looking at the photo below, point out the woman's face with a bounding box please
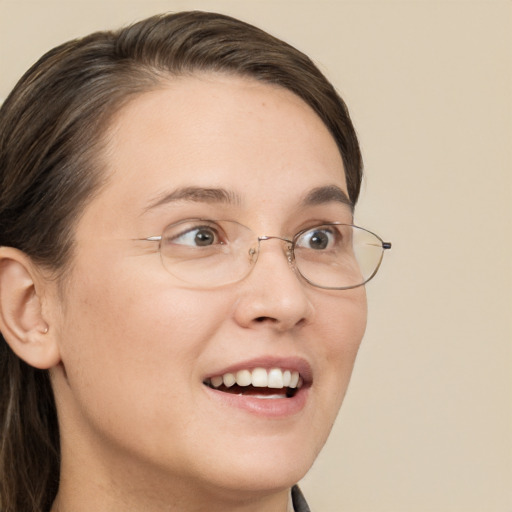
[49,74,367,500]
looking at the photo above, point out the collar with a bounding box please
[290,485,311,512]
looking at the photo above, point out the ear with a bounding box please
[0,247,61,369]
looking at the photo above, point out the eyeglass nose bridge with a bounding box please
[248,235,295,266]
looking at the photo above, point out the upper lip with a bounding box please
[203,356,313,385]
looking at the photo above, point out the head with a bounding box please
[0,11,365,511]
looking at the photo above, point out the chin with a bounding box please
[183,427,325,497]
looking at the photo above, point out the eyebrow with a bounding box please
[300,185,353,211]
[144,184,353,213]
[145,186,242,211]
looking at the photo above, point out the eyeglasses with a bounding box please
[143,219,391,290]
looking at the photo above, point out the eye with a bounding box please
[297,227,336,250]
[163,221,225,248]
[178,227,217,246]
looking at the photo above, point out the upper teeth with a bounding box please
[207,368,302,389]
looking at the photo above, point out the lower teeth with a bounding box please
[250,394,287,399]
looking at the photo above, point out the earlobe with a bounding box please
[0,247,61,369]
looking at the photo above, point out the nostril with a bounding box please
[254,316,277,323]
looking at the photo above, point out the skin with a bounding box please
[44,74,368,512]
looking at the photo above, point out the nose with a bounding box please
[232,237,314,331]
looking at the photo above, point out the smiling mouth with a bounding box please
[203,367,304,399]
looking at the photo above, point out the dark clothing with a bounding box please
[292,486,311,512]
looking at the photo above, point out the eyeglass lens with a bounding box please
[157,220,388,289]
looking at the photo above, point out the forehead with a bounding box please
[88,74,349,233]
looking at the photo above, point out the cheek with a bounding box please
[314,289,367,407]
[55,261,231,422]
[320,286,367,358]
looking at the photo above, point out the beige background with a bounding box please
[1,0,511,510]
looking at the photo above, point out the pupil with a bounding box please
[310,231,328,250]
[195,230,214,246]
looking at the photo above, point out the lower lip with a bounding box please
[204,385,309,418]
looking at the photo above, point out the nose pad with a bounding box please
[248,246,258,263]
[285,244,294,266]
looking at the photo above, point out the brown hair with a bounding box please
[0,11,363,511]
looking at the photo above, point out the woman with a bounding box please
[0,11,390,512]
